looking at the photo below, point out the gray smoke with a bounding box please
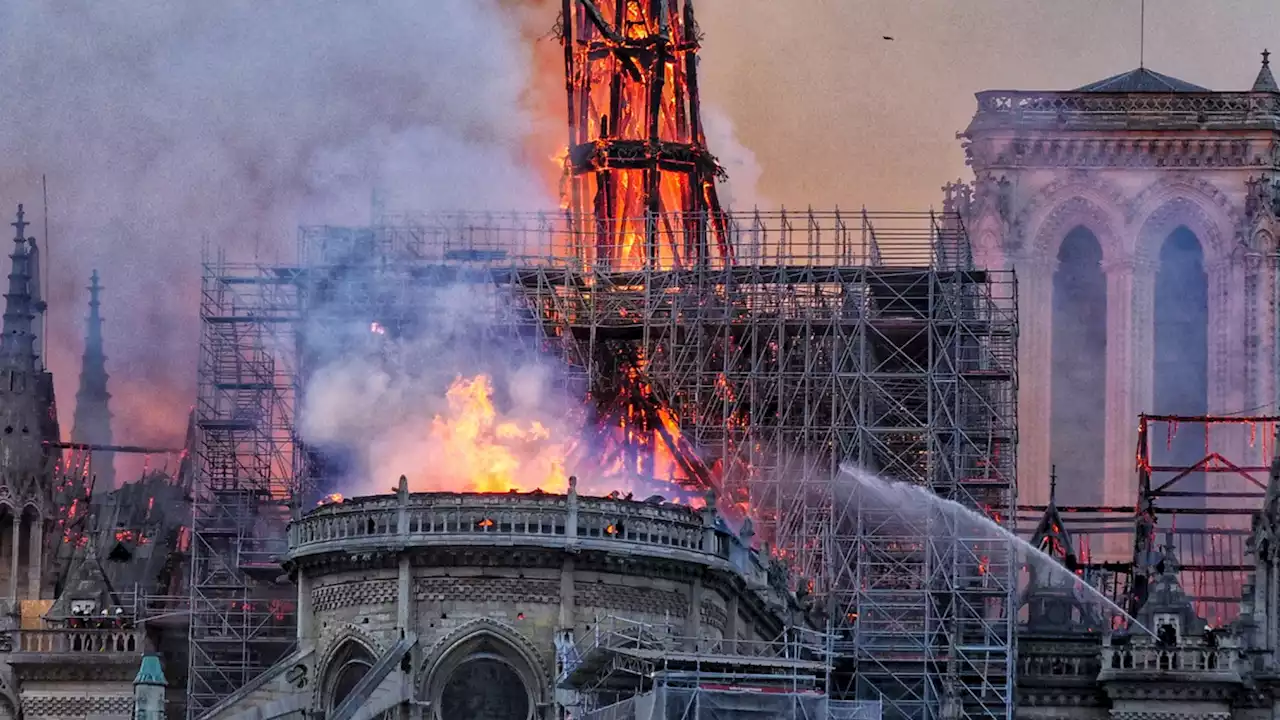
[296,279,588,498]
[0,1,558,474]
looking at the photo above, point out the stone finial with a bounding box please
[397,474,408,496]
[1254,49,1278,93]
[568,475,578,498]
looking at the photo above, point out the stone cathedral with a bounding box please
[951,54,1280,514]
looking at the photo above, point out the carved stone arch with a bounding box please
[1252,228,1276,256]
[1029,195,1121,265]
[311,624,385,711]
[1133,195,1226,268]
[1015,172,1128,252]
[416,618,549,720]
[1130,176,1238,266]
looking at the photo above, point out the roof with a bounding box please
[1074,67,1210,93]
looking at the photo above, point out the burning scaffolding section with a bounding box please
[560,0,731,270]
[1016,414,1277,630]
[297,209,1018,720]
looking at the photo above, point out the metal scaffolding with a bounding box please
[187,253,304,718]
[1015,414,1280,631]
[561,614,844,720]
[296,208,1018,720]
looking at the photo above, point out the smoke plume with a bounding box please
[0,1,562,479]
[0,1,766,490]
[297,283,573,497]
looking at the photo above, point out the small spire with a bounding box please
[1254,48,1278,93]
[73,270,114,487]
[1049,465,1058,504]
[1,204,38,370]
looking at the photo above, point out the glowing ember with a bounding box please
[317,493,344,506]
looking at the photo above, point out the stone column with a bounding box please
[8,514,19,603]
[396,475,412,634]
[1013,254,1055,506]
[1130,261,1158,437]
[684,577,703,649]
[296,572,313,649]
[1101,256,1137,511]
[1206,258,1249,534]
[723,595,740,653]
[26,515,40,600]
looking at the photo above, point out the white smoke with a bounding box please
[0,0,557,464]
[703,105,771,211]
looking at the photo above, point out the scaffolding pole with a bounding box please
[186,252,304,718]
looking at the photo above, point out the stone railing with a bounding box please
[1020,650,1099,680]
[1099,644,1240,681]
[12,628,143,656]
[970,90,1280,130]
[289,483,728,570]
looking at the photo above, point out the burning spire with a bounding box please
[73,270,115,488]
[2,205,41,370]
[560,0,732,270]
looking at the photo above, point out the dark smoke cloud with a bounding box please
[0,1,560,473]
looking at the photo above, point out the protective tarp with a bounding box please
[657,687,828,720]
[578,688,876,720]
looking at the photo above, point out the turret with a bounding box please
[72,270,114,487]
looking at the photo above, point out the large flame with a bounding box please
[428,374,569,493]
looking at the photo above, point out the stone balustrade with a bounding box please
[288,488,730,569]
[1099,644,1239,681]
[972,90,1280,128]
[13,627,142,656]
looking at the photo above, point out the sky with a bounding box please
[697,0,1280,210]
[0,0,1275,467]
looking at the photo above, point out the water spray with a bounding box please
[837,463,1155,639]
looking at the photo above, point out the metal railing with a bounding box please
[560,615,833,686]
[300,210,970,274]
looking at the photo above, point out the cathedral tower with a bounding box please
[954,54,1280,518]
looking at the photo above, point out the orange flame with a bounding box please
[412,374,570,494]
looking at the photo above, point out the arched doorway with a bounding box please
[440,656,532,719]
[1153,226,1209,522]
[321,641,393,718]
[1050,226,1107,505]
[424,629,542,720]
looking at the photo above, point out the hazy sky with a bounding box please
[1,1,1275,459]
[697,0,1279,210]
